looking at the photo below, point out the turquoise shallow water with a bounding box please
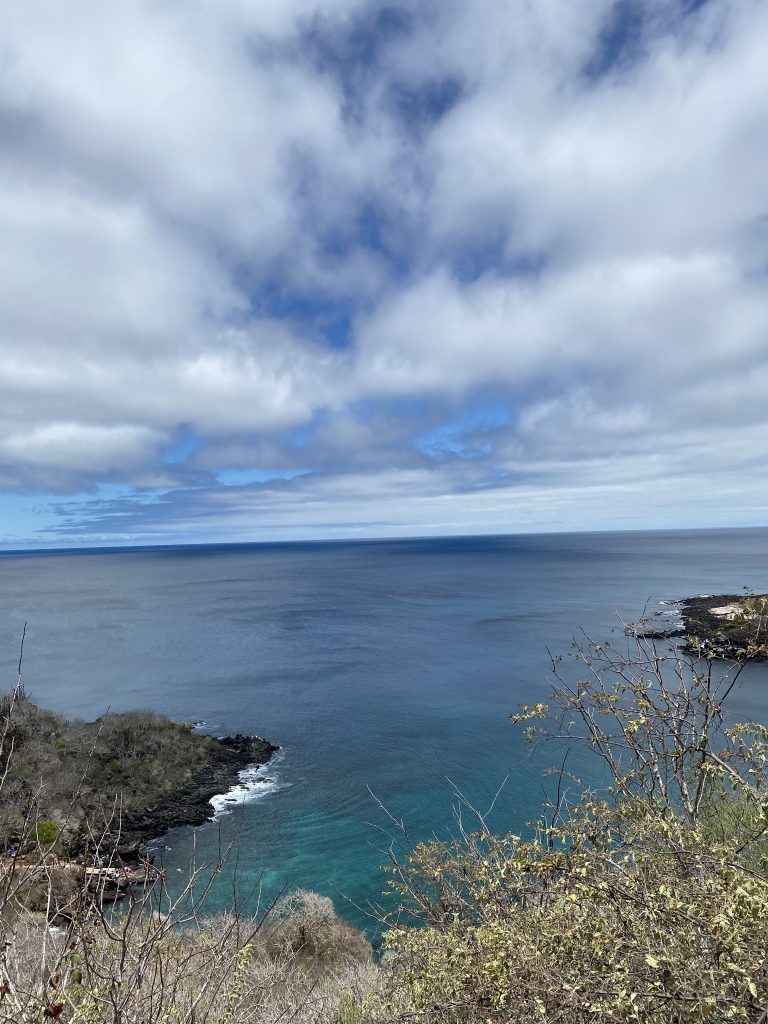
[1,528,767,936]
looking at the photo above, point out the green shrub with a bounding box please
[35,819,59,847]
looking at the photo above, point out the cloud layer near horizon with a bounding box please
[1,0,767,544]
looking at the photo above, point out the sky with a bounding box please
[0,0,767,547]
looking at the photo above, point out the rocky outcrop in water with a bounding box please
[626,593,768,661]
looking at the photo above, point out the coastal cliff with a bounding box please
[0,693,277,860]
[115,732,278,855]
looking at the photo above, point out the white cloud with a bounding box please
[357,251,768,396]
[0,423,162,493]
[419,0,768,263]
[0,0,766,538]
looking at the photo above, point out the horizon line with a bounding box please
[1,522,767,557]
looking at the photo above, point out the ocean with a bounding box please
[1,528,767,936]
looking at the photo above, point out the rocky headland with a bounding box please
[114,733,278,857]
[0,694,278,863]
[626,592,768,660]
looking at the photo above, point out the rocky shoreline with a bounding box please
[114,734,279,858]
[626,593,768,661]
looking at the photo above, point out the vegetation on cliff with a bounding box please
[0,688,275,858]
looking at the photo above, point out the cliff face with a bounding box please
[0,696,277,858]
[114,733,278,855]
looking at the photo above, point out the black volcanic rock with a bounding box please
[114,735,278,856]
[677,594,767,660]
[0,698,280,862]
[626,593,768,661]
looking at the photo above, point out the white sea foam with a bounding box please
[209,749,286,819]
[656,600,683,628]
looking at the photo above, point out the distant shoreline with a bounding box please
[626,592,768,661]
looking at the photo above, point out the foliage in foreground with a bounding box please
[1,889,375,1024]
[382,637,768,1022]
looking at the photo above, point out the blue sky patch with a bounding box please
[216,468,311,487]
[416,403,513,460]
[388,75,464,136]
[162,426,204,466]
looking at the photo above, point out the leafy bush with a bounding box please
[382,637,768,1022]
[35,819,59,847]
[264,889,372,966]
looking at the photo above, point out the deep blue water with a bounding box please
[1,528,767,936]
